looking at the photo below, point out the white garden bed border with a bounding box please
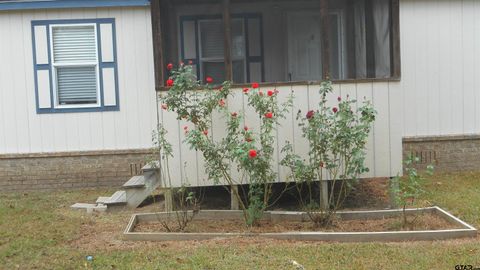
[123,206,477,242]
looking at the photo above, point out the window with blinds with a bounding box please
[51,24,99,106]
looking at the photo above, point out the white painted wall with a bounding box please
[400,0,480,137]
[0,7,157,154]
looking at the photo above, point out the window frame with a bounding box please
[49,23,101,109]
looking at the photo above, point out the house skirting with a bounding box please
[0,149,153,192]
[403,134,480,172]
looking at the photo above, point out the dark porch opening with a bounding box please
[151,0,400,90]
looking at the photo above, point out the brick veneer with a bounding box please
[403,134,480,172]
[0,149,153,192]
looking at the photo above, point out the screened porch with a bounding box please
[150,0,400,90]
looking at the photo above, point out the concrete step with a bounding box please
[142,161,159,173]
[70,203,107,213]
[96,196,111,204]
[103,190,127,205]
[122,175,146,189]
[124,171,161,208]
[71,203,96,210]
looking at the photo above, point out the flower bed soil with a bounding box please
[124,208,477,242]
[134,212,460,234]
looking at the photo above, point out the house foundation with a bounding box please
[0,149,153,192]
[402,134,480,172]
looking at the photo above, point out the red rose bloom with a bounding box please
[231,112,238,118]
[267,90,274,97]
[183,126,188,130]
[166,79,174,87]
[161,104,168,110]
[219,99,226,107]
[188,60,193,65]
[243,88,249,94]
[206,76,214,84]
[252,82,259,89]
[167,63,173,70]
[203,130,208,136]
[337,96,342,102]
[244,126,249,131]
[249,149,257,158]
[306,110,315,119]
[332,107,338,113]
[265,112,273,119]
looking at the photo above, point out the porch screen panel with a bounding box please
[246,17,264,83]
[199,20,225,83]
[181,19,199,77]
[180,14,263,84]
[329,0,392,79]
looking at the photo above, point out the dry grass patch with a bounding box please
[1,172,479,269]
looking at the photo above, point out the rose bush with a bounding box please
[158,63,293,226]
[158,64,376,228]
[281,80,376,227]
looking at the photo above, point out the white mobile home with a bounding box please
[0,0,478,194]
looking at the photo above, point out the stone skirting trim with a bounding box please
[403,134,480,172]
[0,149,153,159]
[403,134,480,143]
[0,149,155,192]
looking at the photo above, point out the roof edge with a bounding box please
[0,0,150,11]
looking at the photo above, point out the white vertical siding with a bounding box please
[158,82,403,188]
[0,7,157,154]
[400,0,480,137]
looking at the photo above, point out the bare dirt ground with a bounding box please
[134,212,460,233]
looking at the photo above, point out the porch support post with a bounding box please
[319,180,329,210]
[150,0,165,90]
[390,0,401,78]
[222,0,233,81]
[230,185,239,210]
[162,188,174,212]
[320,0,330,80]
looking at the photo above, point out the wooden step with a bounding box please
[104,191,127,205]
[122,175,146,189]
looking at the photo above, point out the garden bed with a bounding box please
[124,207,477,242]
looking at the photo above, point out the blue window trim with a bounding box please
[0,0,149,11]
[31,18,120,114]
[179,13,265,83]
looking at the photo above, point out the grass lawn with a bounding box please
[1,172,479,269]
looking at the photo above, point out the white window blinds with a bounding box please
[52,25,98,105]
[52,25,97,63]
[57,66,97,105]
